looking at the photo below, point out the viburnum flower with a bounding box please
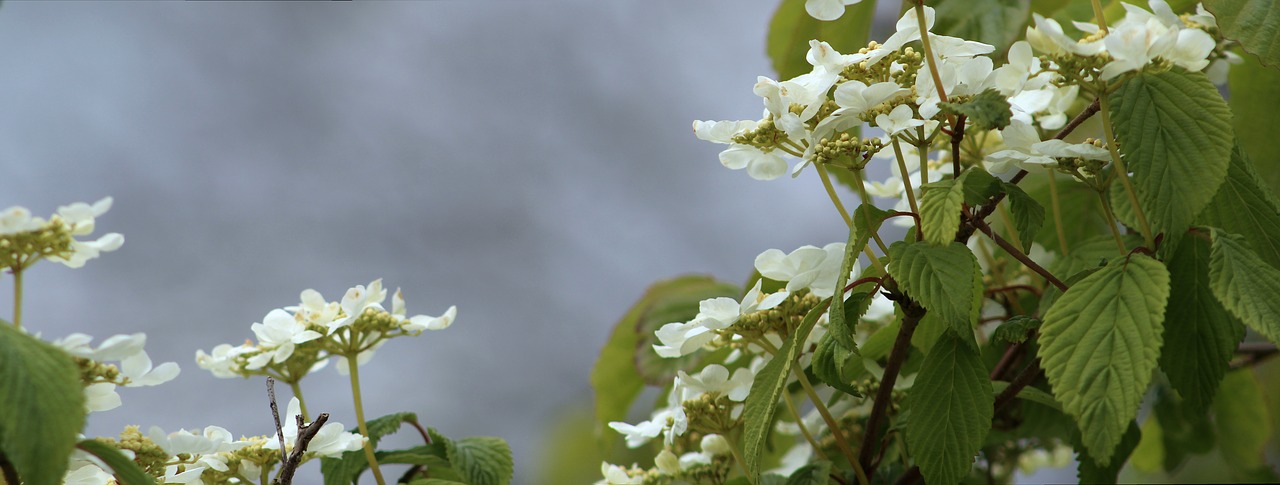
[597,463,644,485]
[754,242,850,298]
[287,289,342,328]
[0,197,123,271]
[264,397,365,458]
[608,380,688,448]
[984,120,1108,173]
[393,289,457,334]
[652,279,787,358]
[148,425,250,457]
[194,342,255,378]
[328,278,388,332]
[805,0,861,21]
[55,332,179,411]
[679,364,754,402]
[692,119,791,181]
[876,104,926,135]
[1025,14,1104,56]
[245,309,324,370]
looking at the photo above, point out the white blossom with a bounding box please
[805,0,862,21]
[264,397,366,458]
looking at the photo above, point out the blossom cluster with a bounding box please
[0,197,123,271]
[54,332,180,412]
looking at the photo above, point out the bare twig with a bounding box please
[274,413,330,485]
[859,299,926,478]
[1231,342,1280,370]
[267,378,286,464]
[969,215,1068,292]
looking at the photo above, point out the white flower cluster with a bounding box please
[597,434,734,485]
[0,197,123,270]
[53,332,180,412]
[196,278,456,379]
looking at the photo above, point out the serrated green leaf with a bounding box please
[767,0,877,80]
[910,311,948,353]
[960,169,1001,206]
[1228,53,1280,195]
[1212,369,1272,469]
[1038,254,1170,465]
[1160,233,1245,415]
[940,88,1015,131]
[991,315,1041,345]
[410,480,466,485]
[990,380,1061,411]
[445,436,514,485]
[785,460,832,485]
[933,0,1031,53]
[831,204,888,351]
[591,276,739,432]
[742,300,827,479]
[812,330,865,397]
[1207,228,1280,344]
[76,440,157,485]
[887,241,982,344]
[0,322,86,485]
[1002,182,1046,252]
[861,320,899,360]
[1108,67,1233,255]
[1197,145,1280,270]
[919,179,965,245]
[321,411,425,485]
[1203,0,1280,68]
[1022,172,1110,253]
[906,331,993,485]
[1075,421,1142,484]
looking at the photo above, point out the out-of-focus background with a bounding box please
[0,1,874,481]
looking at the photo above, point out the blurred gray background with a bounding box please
[0,1,868,481]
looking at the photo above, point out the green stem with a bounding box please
[11,268,21,329]
[816,164,854,229]
[1046,172,1070,256]
[347,355,387,485]
[1096,191,1128,254]
[915,0,948,105]
[289,381,309,422]
[791,364,869,485]
[891,138,922,220]
[852,171,891,262]
[781,390,828,461]
[916,126,931,191]
[1090,0,1110,33]
[1099,94,1155,249]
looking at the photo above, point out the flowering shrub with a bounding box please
[590,0,1280,483]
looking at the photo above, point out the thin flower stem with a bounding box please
[1098,95,1155,249]
[791,364,869,485]
[891,139,921,219]
[1090,0,1110,34]
[346,357,387,485]
[971,216,1069,292]
[781,390,828,461]
[851,172,891,261]
[915,126,930,192]
[1096,191,1129,254]
[915,0,948,105]
[817,164,855,228]
[1046,172,1070,255]
[289,381,309,422]
[11,268,22,329]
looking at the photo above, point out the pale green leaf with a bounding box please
[1038,254,1170,465]
[906,331,993,484]
[934,0,1031,53]
[1108,67,1233,255]
[0,322,86,485]
[939,88,1015,131]
[812,329,865,397]
[1228,52,1280,195]
[1203,0,1280,68]
[991,315,1041,345]
[1212,369,1272,469]
[767,0,877,80]
[861,320,899,361]
[76,440,157,485]
[960,168,1001,206]
[887,241,982,343]
[1207,228,1280,344]
[445,436,514,485]
[1075,421,1142,483]
[830,204,887,351]
[919,178,966,245]
[1160,233,1245,415]
[1002,182,1046,252]
[742,300,827,479]
[1197,145,1280,270]
[1022,172,1110,253]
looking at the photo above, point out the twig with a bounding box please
[858,300,926,478]
[274,413,330,485]
[969,215,1068,292]
[951,114,966,177]
[267,378,286,465]
[992,361,1044,412]
[1231,342,1280,370]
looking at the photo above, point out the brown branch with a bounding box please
[993,361,1044,412]
[859,300,926,478]
[274,413,330,485]
[952,114,967,177]
[1231,342,1279,370]
[984,284,1042,297]
[969,215,1068,292]
[267,378,287,465]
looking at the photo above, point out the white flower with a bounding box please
[64,463,113,485]
[120,350,180,387]
[652,280,787,358]
[984,120,1108,173]
[246,309,323,370]
[653,319,716,358]
[85,382,122,412]
[880,6,936,55]
[876,104,926,135]
[55,197,112,237]
[754,242,850,298]
[597,463,644,485]
[679,364,754,401]
[692,119,757,144]
[287,289,341,328]
[393,289,457,333]
[700,434,732,456]
[55,332,146,361]
[720,145,789,181]
[1025,14,1104,56]
[0,206,42,235]
[195,343,254,378]
[805,0,861,21]
[148,425,250,456]
[608,381,687,448]
[1164,28,1216,72]
[162,465,206,484]
[1099,18,1177,80]
[49,197,123,269]
[329,279,388,332]
[264,397,366,458]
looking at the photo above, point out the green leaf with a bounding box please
[990,380,1061,411]
[887,241,982,343]
[933,0,1031,53]
[1037,254,1170,465]
[1203,0,1280,68]
[812,330,865,397]
[905,331,994,485]
[939,88,1015,131]
[919,179,966,246]
[1002,182,1046,252]
[590,276,739,431]
[1197,145,1280,270]
[830,204,887,351]
[1160,233,1245,415]
[742,300,827,479]
[785,460,832,485]
[1212,369,1272,469]
[0,322,86,485]
[1107,67,1233,255]
[1075,421,1142,484]
[1152,388,1215,471]
[444,435,514,485]
[1206,228,1280,344]
[861,320,899,360]
[322,411,424,485]
[991,315,1041,345]
[1022,172,1110,253]
[1228,52,1280,195]
[959,169,1001,206]
[75,440,157,485]
[767,0,877,80]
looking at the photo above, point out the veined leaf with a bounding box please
[919,178,966,246]
[830,204,888,351]
[785,460,832,485]
[1207,228,1280,344]
[590,276,739,431]
[1075,421,1142,484]
[1213,369,1272,469]
[1108,67,1233,255]
[0,322,86,485]
[887,241,982,344]
[445,435,514,485]
[991,315,1041,345]
[1002,182,1046,253]
[1203,0,1280,68]
[812,329,865,397]
[990,380,1061,411]
[1160,233,1245,415]
[906,331,993,484]
[767,0,877,80]
[939,88,1014,131]
[1038,254,1170,465]
[742,299,827,479]
[1022,172,1110,254]
[1228,52,1280,196]
[1197,145,1280,270]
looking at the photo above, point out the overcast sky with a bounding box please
[0,1,880,480]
